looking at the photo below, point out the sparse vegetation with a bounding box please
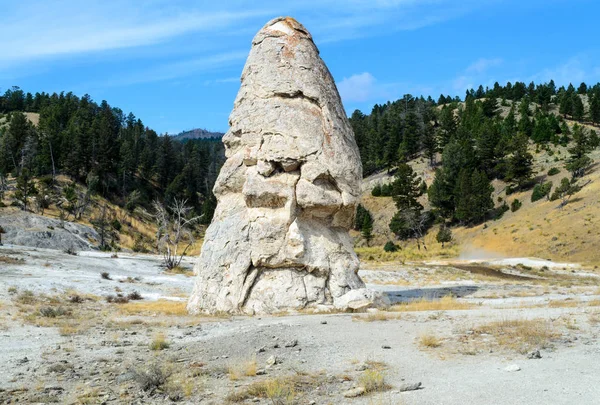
[127,291,143,300]
[419,333,442,348]
[473,318,559,354]
[358,369,389,393]
[106,294,129,304]
[548,167,560,176]
[511,199,522,212]
[0,255,25,264]
[149,333,170,351]
[118,300,189,316]
[391,295,472,312]
[228,356,257,380]
[226,375,308,404]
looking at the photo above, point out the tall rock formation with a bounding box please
[187,17,388,314]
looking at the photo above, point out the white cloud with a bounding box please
[95,51,248,87]
[0,2,266,64]
[529,57,591,86]
[337,72,378,102]
[451,57,503,92]
[466,58,503,74]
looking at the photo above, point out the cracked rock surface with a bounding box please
[187,17,387,314]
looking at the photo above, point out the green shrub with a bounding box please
[510,199,522,212]
[371,184,382,197]
[383,241,399,252]
[547,167,560,176]
[111,219,122,231]
[531,181,552,202]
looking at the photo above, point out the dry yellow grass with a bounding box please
[226,376,303,403]
[390,295,472,312]
[548,299,579,308]
[118,300,188,316]
[473,318,559,354]
[355,240,460,263]
[164,266,194,277]
[352,312,400,322]
[418,333,442,348]
[149,332,170,351]
[359,369,389,394]
[228,356,257,380]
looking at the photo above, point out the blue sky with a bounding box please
[1,0,599,134]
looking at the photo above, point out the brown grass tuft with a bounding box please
[391,295,472,312]
[419,333,442,348]
[473,318,559,354]
[228,356,257,380]
[119,300,188,316]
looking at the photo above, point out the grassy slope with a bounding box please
[361,101,600,266]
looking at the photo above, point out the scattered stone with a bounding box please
[187,16,387,315]
[256,369,267,375]
[382,345,391,349]
[343,387,366,398]
[257,346,266,353]
[266,355,279,367]
[354,364,367,371]
[527,350,542,359]
[504,364,521,372]
[115,371,136,384]
[399,382,422,392]
[284,339,298,348]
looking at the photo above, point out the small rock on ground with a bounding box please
[343,387,366,398]
[399,382,422,392]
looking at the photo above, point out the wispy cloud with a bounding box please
[528,56,595,86]
[337,72,421,104]
[452,57,504,92]
[466,58,503,74]
[0,2,267,65]
[0,0,481,66]
[94,51,248,87]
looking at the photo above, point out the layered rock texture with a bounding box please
[188,17,387,314]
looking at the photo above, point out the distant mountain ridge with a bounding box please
[171,128,224,141]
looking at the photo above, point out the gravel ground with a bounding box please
[1,245,600,404]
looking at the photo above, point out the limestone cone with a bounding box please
[188,17,388,314]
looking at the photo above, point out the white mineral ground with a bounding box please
[1,245,600,404]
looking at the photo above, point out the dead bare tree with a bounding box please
[153,199,201,270]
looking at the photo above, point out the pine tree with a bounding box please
[572,94,585,121]
[505,133,533,190]
[436,225,452,247]
[454,169,473,223]
[361,215,373,246]
[566,124,592,178]
[470,170,494,222]
[422,122,437,166]
[590,92,600,125]
[439,106,457,147]
[559,91,574,118]
[390,163,423,212]
[14,168,38,211]
[354,204,373,231]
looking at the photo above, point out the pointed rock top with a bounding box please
[253,16,313,45]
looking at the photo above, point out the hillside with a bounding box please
[357,101,600,266]
[171,128,224,142]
